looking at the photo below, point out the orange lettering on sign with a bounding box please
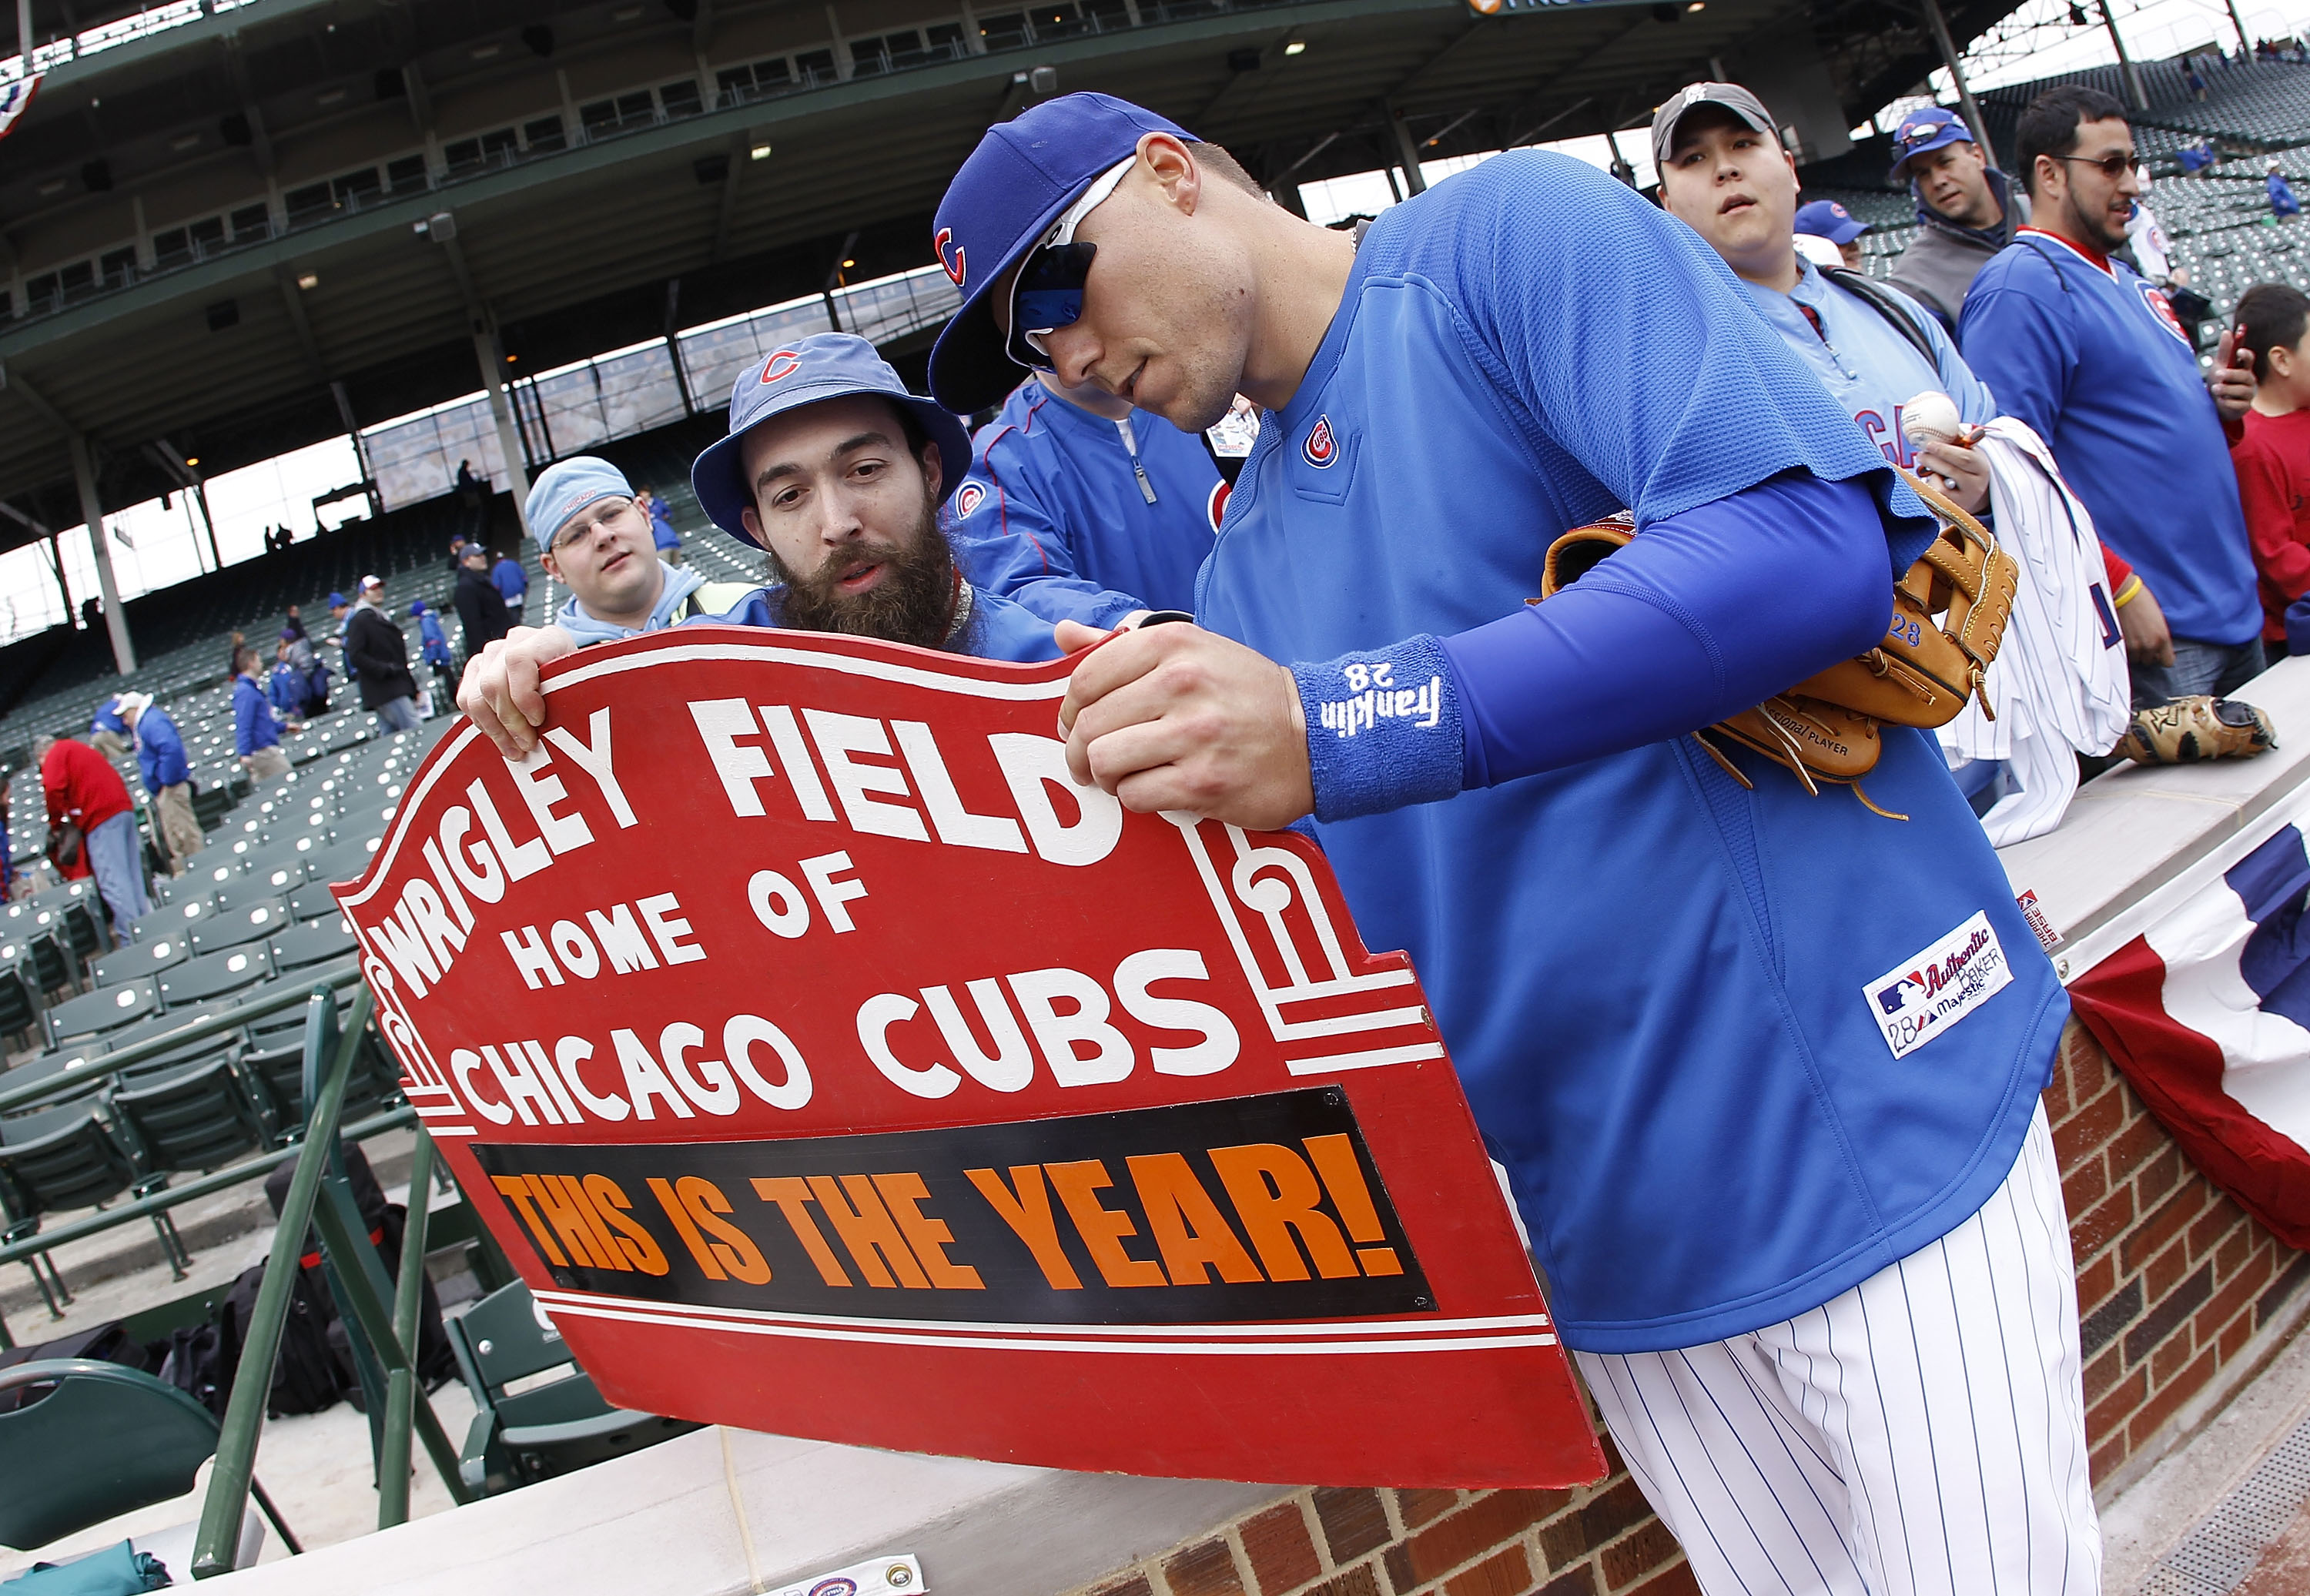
[648,1175,724,1280]
[1124,1153,1263,1286]
[1207,1143,1358,1281]
[678,1176,772,1283]
[584,1173,671,1275]
[1045,1159,1167,1288]
[966,1166,1083,1290]
[872,1173,986,1290]
[491,1174,567,1266]
[1303,1134,1402,1276]
[534,1174,622,1271]
[805,1175,932,1289]
[750,1176,854,1286]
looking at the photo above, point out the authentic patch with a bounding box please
[1866,910,2014,1059]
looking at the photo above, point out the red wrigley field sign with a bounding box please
[336,628,1603,1487]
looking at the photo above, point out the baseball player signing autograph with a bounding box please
[929,95,2095,1594]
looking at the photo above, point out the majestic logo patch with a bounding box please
[955,482,987,517]
[758,350,803,384]
[1303,415,1337,469]
[1866,910,2014,1059]
[2138,280,2193,345]
[806,1581,859,1596]
[1207,479,1230,531]
[935,226,966,287]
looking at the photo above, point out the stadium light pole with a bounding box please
[1917,0,1998,169]
[65,433,138,675]
[2100,1,2150,109]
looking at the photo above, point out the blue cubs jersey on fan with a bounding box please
[1960,230,2261,647]
[951,379,1224,627]
[1195,151,2066,1353]
[687,581,1063,663]
[1741,260,2000,461]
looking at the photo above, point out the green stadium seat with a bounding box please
[158,943,276,1007]
[186,898,290,955]
[44,979,161,1046]
[92,932,193,988]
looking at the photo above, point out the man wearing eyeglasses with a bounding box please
[928,93,2094,1594]
[1962,85,2266,710]
[523,458,754,646]
[458,334,1062,758]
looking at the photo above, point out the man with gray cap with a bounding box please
[111,691,204,874]
[459,333,1061,757]
[1883,106,2030,332]
[522,457,752,646]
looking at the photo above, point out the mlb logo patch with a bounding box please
[1303,415,1338,469]
[955,482,987,517]
[1865,910,2013,1059]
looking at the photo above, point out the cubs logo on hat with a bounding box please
[927,92,1197,415]
[1793,199,1872,246]
[690,331,973,550]
[1888,106,1976,181]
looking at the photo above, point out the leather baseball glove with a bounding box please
[1537,471,2019,818]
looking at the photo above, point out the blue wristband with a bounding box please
[1292,635,1465,823]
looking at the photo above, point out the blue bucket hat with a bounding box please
[1889,107,1977,182]
[926,93,1195,415]
[690,332,972,548]
[1793,199,1870,245]
[526,457,634,550]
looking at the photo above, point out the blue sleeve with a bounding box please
[949,443,1147,629]
[234,684,257,756]
[1957,268,2074,444]
[1295,473,1890,820]
[1385,152,1933,562]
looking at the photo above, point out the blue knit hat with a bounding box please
[526,457,634,549]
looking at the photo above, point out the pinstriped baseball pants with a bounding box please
[1576,1104,2101,1596]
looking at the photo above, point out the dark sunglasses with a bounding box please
[2054,149,2139,179]
[1005,241,1097,371]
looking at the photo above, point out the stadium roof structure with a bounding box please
[0,0,2010,554]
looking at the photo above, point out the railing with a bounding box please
[192,984,472,1578]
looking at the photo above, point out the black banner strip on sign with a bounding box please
[471,1087,1434,1324]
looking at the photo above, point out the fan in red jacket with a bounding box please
[33,733,147,937]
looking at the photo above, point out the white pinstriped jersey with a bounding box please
[1939,420,2133,847]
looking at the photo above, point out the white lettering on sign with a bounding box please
[1864,910,2014,1059]
[858,948,1240,1099]
[685,701,1117,868]
[500,892,703,989]
[447,1014,815,1126]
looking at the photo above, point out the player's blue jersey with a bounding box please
[1960,229,2261,647]
[1740,260,2000,462]
[1197,152,2065,1353]
[950,379,1222,627]
[687,581,1062,663]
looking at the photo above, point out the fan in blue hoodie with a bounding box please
[457,336,1060,758]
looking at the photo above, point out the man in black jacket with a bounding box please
[343,575,424,732]
[454,544,512,656]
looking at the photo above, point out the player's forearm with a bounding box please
[1290,472,1890,821]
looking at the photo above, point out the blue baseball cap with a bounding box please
[408,601,427,617]
[690,332,973,547]
[927,92,1195,415]
[1889,108,1977,181]
[1793,199,1870,245]
[326,591,346,607]
[526,457,634,550]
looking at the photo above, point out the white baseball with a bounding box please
[1902,390,1962,447]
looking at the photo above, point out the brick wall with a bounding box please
[2054,1018,2310,1482]
[1070,1018,2310,1596]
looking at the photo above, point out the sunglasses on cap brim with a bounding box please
[1005,156,1136,371]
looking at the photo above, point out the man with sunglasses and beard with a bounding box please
[1962,85,2265,711]
[927,92,2098,1594]
[457,334,1060,757]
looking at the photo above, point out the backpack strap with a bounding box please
[1820,266,1940,368]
